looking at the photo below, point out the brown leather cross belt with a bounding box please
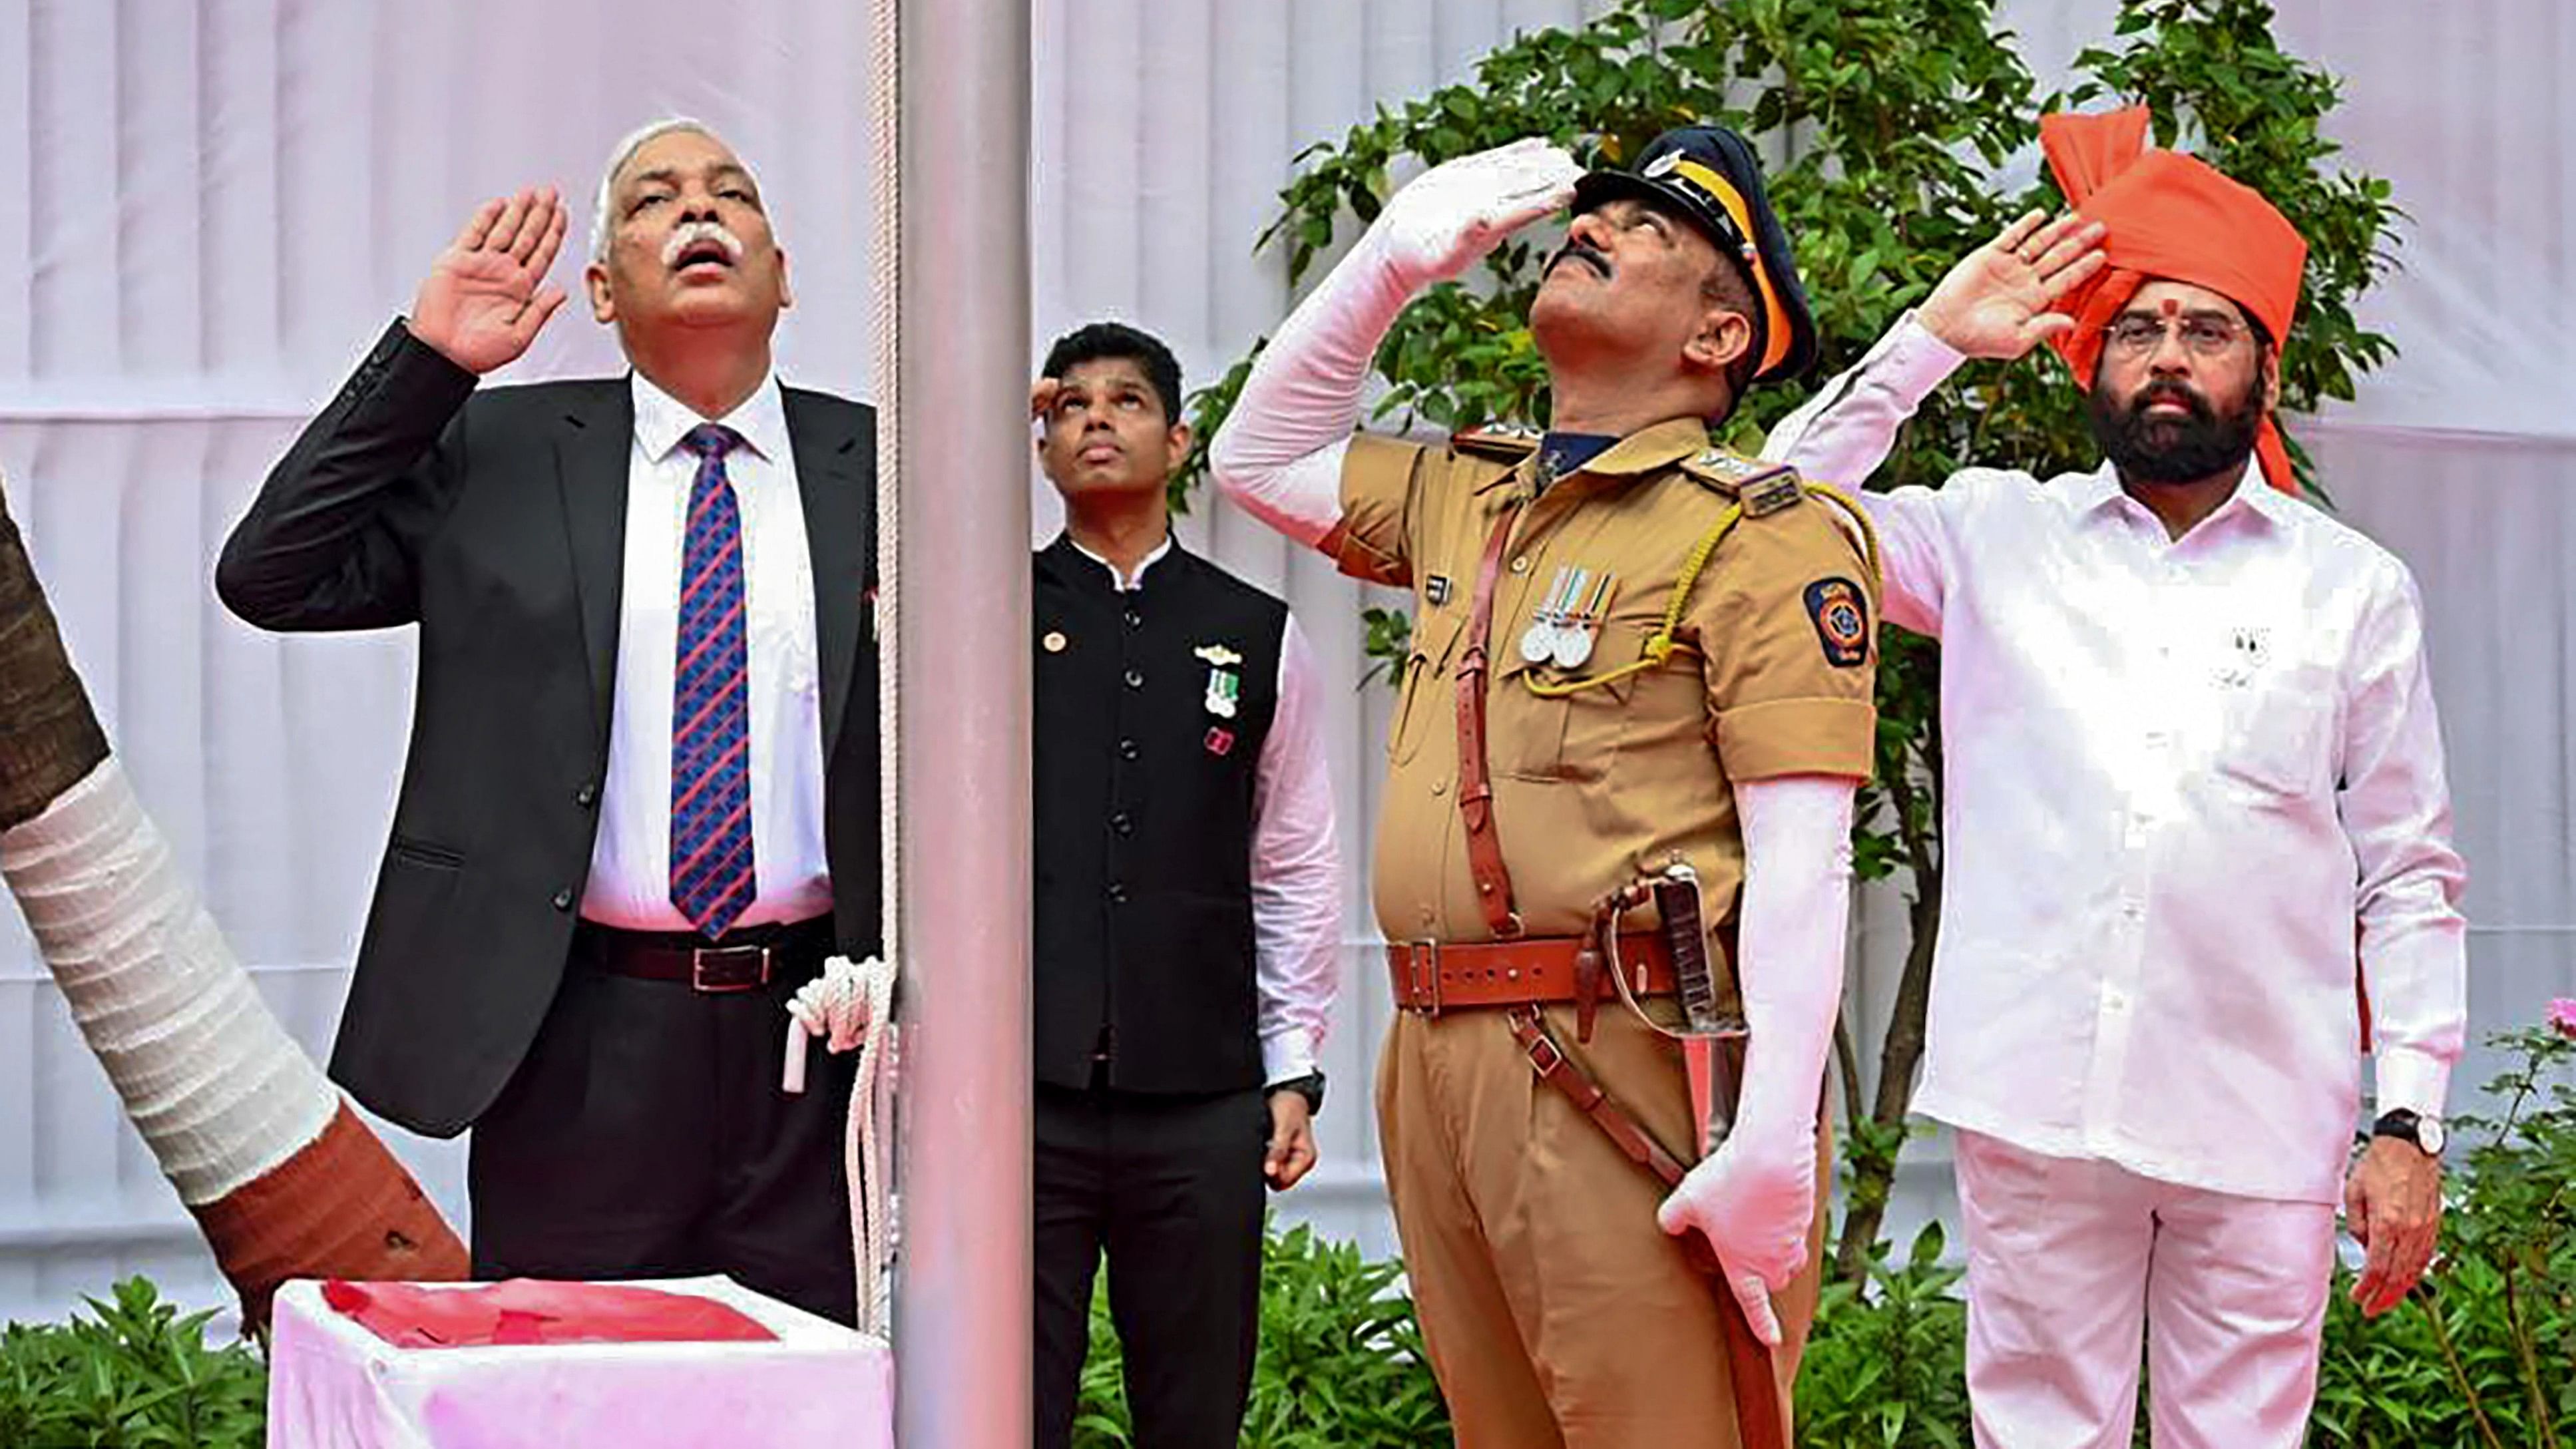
[1387,932,1677,1014]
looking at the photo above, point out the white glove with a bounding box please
[1369,137,1586,291]
[1212,138,1582,544]
[1655,774,1857,1345]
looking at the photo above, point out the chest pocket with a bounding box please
[2215,657,2340,799]
[1490,630,1667,783]
[1388,606,1466,766]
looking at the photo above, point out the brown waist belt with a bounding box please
[573,916,834,994]
[1387,932,1677,1014]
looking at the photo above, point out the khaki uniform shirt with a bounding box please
[1331,416,1880,954]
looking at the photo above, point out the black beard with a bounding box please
[2089,373,2262,485]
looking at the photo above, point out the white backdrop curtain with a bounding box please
[0,0,2563,1323]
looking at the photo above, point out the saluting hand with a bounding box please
[409,186,571,375]
[1373,137,1585,292]
[1916,209,2108,361]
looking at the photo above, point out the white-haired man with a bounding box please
[218,120,881,1322]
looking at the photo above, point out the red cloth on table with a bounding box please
[321,1278,777,1349]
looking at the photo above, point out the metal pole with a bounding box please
[893,0,1030,1444]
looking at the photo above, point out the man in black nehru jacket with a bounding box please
[1027,321,1341,1448]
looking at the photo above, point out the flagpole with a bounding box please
[891,0,1032,1442]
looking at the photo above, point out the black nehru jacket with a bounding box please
[1033,537,1288,1094]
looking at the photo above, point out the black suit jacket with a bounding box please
[216,321,881,1137]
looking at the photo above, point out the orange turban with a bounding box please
[2040,107,2308,494]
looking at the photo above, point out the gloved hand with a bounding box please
[1369,137,1585,290]
[1657,1123,1818,1347]
[1651,774,1858,1347]
[1212,137,1581,543]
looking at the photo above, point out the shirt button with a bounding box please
[550,889,574,912]
[1124,608,1143,628]
[1430,779,1450,796]
[1124,668,1144,689]
[1110,811,1134,836]
[1118,738,1140,761]
[1106,882,1130,905]
[574,783,598,808]
[1510,556,1532,575]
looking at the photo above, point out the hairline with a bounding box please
[589,117,773,263]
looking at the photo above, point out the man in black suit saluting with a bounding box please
[217,119,879,1323]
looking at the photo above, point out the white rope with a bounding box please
[783,954,899,1335]
[817,0,905,1342]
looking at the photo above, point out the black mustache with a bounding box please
[2130,382,2211,421]
[1546,243,1611,280]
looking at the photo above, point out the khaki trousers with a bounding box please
[1376,1002,1828,1449]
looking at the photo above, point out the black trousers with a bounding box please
[467,926,859,1325]
[1033,1082,1269,1449]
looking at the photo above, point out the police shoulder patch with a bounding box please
[1803,576,1871,668]
[1450,421,1544,460]
[1680,447,1799,513]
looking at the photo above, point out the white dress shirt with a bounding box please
[580,371,834,931]
[1765,317,2468,1204]
[1067,536,1342,1086]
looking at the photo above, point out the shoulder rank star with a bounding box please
[1195,643,1243,719]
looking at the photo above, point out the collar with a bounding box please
[1472,415,1713,496]
[630,369,791,468]
[2069,455,2288,532]
[1059,530,1174,591]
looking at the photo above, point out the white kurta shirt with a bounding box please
[1767,317,2468,1204]
[1066,536,1342,1085]
[580,371,835,932]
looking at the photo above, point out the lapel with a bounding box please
[555,383,635,743]
[786,389,870,754]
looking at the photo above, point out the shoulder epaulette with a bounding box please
[1449,421,1544,461]
[1679,446,1802,517]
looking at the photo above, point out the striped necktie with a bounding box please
[670,423,756,939]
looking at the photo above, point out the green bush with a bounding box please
[0,1278,266,1448]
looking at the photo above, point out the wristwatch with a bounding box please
[2372,1108,2446,1157]
[1267,1072,1326,1118]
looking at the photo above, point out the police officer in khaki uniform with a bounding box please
[1214,130,1878,1448]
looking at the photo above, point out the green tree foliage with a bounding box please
[1176,0,2400,1282]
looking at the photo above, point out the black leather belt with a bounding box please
[572,916,835,994]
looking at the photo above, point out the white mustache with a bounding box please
[661,220,746,269]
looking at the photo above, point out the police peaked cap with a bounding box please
[1572,124,1819,385]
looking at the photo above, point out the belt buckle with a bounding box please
[1522,1030,1565,1077]
[690,943,772,994]
[1402,939,1442,1016]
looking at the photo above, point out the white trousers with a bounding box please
[1954,1130,2336,1449]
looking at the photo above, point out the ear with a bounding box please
[2259,347,2281,413]
[585,261,616,325]
[1164,421,1193,474]
[775,246,794,311]
[1683,304,1754,379]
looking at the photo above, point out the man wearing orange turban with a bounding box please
[1766,108,2466,1447]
